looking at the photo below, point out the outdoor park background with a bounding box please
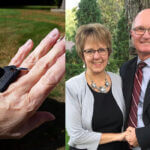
[0,1,65,150]
[66,0,150,149]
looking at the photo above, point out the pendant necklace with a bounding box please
[90,72,111,93]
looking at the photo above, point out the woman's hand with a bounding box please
[100,131,127,144]
[0,28,65,139]
[116,131,127,141]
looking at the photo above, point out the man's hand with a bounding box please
[0,28,65,139]
[125,126,139,147]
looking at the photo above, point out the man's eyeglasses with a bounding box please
[83,48,109,56]
[133,26,150,35]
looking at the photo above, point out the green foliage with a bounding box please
[98,0,124,35]
[66,8,77,41]
[113,10,129,68]
[66,47,84,80]
[76,0,102,27]
[65,130,69,150]
[106,56,119,73]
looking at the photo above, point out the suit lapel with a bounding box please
[125,61,137,115]
[121,57,137,124]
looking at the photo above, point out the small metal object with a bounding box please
[0,65,28,92]
[57,36,64,42]
[16,67,28,71]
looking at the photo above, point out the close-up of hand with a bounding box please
[0,28,65,139]
[119,131,127,141]
[125,126,139,147]
[115,131,127,142]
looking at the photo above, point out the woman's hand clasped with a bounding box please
[0,28,65,139]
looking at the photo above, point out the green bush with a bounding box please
[66,47,84,80]
[113,10,129,68]
[76,0,102,27]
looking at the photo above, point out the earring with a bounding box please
[83,63,85,68]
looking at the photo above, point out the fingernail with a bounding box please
[48,28,59,38]
[49,113,56,121]
[25,39,32,46]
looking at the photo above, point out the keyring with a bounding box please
[0,65,28,92]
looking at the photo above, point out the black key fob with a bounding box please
[0,65,26,92]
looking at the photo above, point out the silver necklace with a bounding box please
[90,73,110,93]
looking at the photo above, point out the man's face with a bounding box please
[131,10,150,60]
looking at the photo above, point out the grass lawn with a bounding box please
[66,131,70,150]
[0,7,65,101]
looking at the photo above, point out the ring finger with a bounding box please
[20,28,60,70]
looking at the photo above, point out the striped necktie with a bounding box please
[128,61,146,127]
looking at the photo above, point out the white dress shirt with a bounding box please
[133,57,150,150]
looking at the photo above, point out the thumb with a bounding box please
[13,111,55,138]
[29,111,55,126]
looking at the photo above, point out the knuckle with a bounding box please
[25,54,37,66]
[24,94,35,113]
[39,59,50,70]
[43,72,58,86]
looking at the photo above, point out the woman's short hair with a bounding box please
[75,23,112,60]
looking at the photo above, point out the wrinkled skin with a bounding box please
[0,28,65,139]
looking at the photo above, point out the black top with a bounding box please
[88,85,124,150]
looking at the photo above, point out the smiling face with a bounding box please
[131,9,150,60]
[83,38,109,75]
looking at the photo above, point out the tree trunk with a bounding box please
[125,0,150,27]
[124,0,150,55]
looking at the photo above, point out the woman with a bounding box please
[66,23,127,150]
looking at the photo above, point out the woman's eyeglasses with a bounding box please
[83,48,109,56]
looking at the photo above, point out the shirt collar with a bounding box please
[137,57,150,67]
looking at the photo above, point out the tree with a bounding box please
[66,46,84,80]
[125,0,150,26]
[76,0,102,27]
[98,0,124,35]
[113,10,129,68]
[66,8,77,41]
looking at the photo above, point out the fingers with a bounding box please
[11,111,55,139]
[125,127,138,147]
[19,39,65,94]
[126,126,135,133]
[29,53,65,109]
[126,126,132,130]
[9,39,33,67]
[20,28,60,69]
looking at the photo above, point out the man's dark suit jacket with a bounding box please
[120,57,150,150]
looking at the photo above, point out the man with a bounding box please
[120,9,150,150]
